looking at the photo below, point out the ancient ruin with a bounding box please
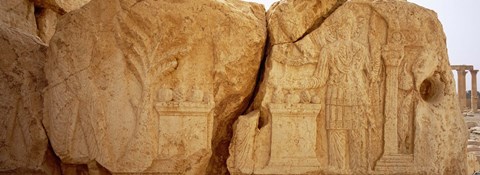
[453,65,480,174]
[229,0,467,174]
[0,0,470,174]
[451,65,479,113]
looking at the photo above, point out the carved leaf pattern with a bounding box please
[111,6,191,166]
[116,11,181,86]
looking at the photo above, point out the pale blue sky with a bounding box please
[246,0,480,90]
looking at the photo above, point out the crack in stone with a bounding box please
[270,0,347,46]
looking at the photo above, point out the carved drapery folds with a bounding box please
[228,0,467,174]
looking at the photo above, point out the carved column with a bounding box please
[375,37,415,172]
[457,68,467,111]
[471,70,478,113]
[380,44,403,155]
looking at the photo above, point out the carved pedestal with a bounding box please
[153,102,213,173]
[375,154,414,172]
[255,103,321,174]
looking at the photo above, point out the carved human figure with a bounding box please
[397,47,421,154]
[281,13,373,173]
[318,15,373,174]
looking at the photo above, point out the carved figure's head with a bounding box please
[336,12,356,40]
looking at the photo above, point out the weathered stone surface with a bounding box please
[0,0,61,44]
[60,162,110,175]
[50,0,91,12]
[267,0,346,45]
[36,8,59,44]
[228,0,467,174]
[33,0,91,13]
[43,0,266,174]
[468,122,480,173]
[0,21,60,174]
[0,0,470,174]
[0,0,38,36]
[467,153,480,175]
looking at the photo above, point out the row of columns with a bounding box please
[451,65,478,113]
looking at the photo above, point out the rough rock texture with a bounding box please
[0,0,68,44]
[35,8,59,44]
[468,152,480,174]
[33,0,92,13]
[0,20,60,174]
[43,0,266,174]
[467,118,480,174]
[0,0,38,36]
[0,0,469,174]
[228,0,467,174]
[267,0,346,44]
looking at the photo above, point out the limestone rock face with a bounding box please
[50,0,91,12]
[36,8,59,44]
[0,0,38,36]
[34,0,91,13]
[0,0,61,44]
[228,0,467,174]
[267,0,346,44]
[0,0,469,174]
[0,22,60,174]
[43,0,266,174]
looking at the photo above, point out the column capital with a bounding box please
[456,69,467,76]
[470,69,479,75]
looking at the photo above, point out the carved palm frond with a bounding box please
[115,9,184,87]
[116,13,149,85]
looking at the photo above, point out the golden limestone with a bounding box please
[0,0,468,174]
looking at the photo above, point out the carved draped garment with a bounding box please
[316,40,370,130]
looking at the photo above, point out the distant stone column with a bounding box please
[457,68,467,111]
[471,70,478,113]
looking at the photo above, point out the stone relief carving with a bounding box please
[228,1,467,174]
[154,87,214,173]
[0,0,468,174]
[0,22,60,174]
[42,0,266,174]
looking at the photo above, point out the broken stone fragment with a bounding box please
[0,20,60,175]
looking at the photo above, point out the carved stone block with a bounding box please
[257,104,321,174]
[153,102,213,173]
[0,0,469,174]
[228,0,467,174]
[42,0,266,174]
